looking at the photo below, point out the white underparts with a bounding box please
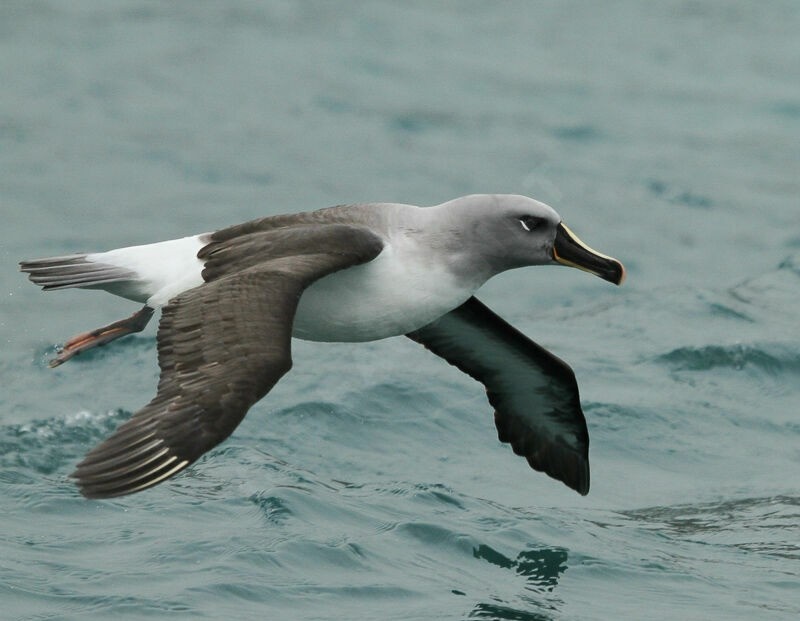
[293,242,481,342]
[77,229,484,342]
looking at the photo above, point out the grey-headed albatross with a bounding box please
[20,194,625,499]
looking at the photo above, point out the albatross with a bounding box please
[20,194,625,499]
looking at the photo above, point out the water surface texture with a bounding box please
[2,2,799,620]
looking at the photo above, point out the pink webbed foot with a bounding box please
[49,306,154,368]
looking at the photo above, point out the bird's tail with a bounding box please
[19,254,138,292]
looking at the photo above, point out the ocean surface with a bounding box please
[2,1,798,619]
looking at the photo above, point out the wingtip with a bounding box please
[70,434,192,499]
[71,456,191,499]
[575,465,590,496]
[525,452,590,496]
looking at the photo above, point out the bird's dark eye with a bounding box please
[519,216,543,232]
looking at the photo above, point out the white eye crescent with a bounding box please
[519,216,541,232]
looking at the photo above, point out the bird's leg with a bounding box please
[49,305,155,368]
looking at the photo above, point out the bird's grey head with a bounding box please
[434,194,625,285]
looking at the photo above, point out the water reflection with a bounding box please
[468,544,569,620]
[468,601,555,621]
[472,544,568,593]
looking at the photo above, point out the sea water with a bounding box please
[2,2,798,619]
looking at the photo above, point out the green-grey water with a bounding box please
[2,2,799,619]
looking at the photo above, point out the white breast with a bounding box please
[292,242,477,342]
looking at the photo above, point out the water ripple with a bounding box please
[656,343,800,374]
[623,495,800,561]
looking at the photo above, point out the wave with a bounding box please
[622,495,800,561]
[0,409,129,479]
[656,343,800,375]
